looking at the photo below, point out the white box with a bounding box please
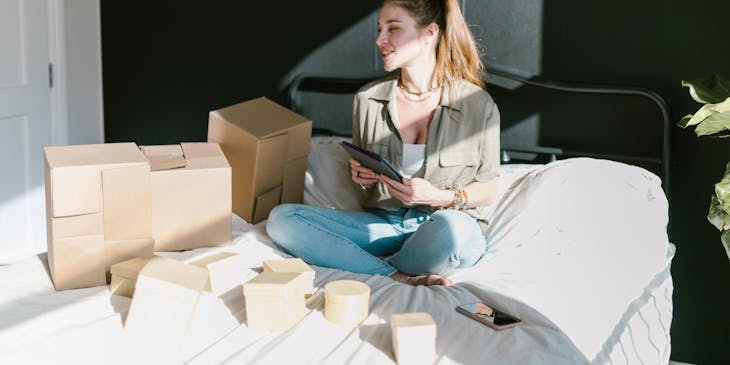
[243,272,304,331]
[124,256,208,357]
[324,280,370,327]
[262,258,315,297]
[191,252,248,295]
[391,312,437,365]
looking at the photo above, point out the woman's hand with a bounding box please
[379,175,452,207]
[349,158,378,187]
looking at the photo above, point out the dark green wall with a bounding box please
[539,1,730,364]
[101,1,730,363]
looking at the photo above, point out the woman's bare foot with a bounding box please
[390,271,453,286]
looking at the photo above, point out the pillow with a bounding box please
[303,136,363,211]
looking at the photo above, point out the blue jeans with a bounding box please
[266,204,487,277]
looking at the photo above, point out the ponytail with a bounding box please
[435,0,485,88]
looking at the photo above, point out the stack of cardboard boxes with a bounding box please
[44,97,312,291]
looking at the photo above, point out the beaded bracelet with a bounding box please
[448,183,469,210]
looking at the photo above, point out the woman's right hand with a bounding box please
[349,158,378,187]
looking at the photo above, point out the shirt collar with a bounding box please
[368,71,462,113]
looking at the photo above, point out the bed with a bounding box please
[0,70,675,365]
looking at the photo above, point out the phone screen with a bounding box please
[456,302,522,329]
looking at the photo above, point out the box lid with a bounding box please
[210,97,311,140]
[324,280,370,304]
[190,252,238,268]
[110,256,151,279]
[243,272,302,296]
[138,256,208,292]
[262,258,314,279]
[390,312,436,329]
[45,142,148,168]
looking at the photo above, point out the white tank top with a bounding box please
[401,143,426,178]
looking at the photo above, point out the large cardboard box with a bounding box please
[140,142,232,251]
[207,97,312,223]
[44,143,154,290]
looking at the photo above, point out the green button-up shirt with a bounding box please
[352,71,500,230]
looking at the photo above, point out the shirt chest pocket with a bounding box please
[437,151,479,185]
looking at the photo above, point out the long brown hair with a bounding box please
[384,0,485,88]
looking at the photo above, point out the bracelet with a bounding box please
[448,183,468,210]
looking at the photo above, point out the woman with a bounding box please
[267,0,500,286]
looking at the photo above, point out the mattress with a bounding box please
[0,137,674,365]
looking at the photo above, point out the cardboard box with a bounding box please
[243,272,305,331]
[44,143,154,290]
[262,258,315,297]
[140,142,232,251]
[207,97,312,223]
[391,312,437,365]
[109,256,151,298]
[190,252,248,295]
[324,280,370,327]
[124,256,209,357]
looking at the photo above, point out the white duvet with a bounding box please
[0,137,674,365]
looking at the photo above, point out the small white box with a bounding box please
[391,312,437,365]
[324,280,370,327]
[124,256,209,357]
[191,252,248,295]
[262,258,315,297]
[243,272,305,331]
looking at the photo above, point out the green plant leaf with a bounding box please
[708,194,730,231]
[677,114,693,128]
[722,229,730,261]
[716,161,730,213]
[682,75,730,104]
[682,97,730,128]
[695,110,730,137]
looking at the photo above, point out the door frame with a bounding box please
[47,0,104,147]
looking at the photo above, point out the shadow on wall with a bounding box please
[101,1,381,145]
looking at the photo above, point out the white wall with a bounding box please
[61,0,104,145]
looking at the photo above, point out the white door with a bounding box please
[0,0,52,263]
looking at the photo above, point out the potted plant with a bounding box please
[677,75,730,259]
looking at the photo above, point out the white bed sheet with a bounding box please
[0,137,674,365]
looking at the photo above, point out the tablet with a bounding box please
[341,141,403,183]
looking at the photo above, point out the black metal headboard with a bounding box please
[286,68,671,197]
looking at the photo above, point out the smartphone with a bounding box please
[455,302,522,330]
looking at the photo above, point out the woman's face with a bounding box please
[376,3,432,72]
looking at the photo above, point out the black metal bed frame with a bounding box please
[287,68,671,198]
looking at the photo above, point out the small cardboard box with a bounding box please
[391,312,437,365]
[207,97,312,223]
[243,272,305,331]
[324,280,370,327]
[109,256,151,298]
[140,142,232,251]
[262,258,315,297]
[44,142,154,290]
[124,256,209,356]
[190,252,248,295]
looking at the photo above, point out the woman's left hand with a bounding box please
[379,175,452,207]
